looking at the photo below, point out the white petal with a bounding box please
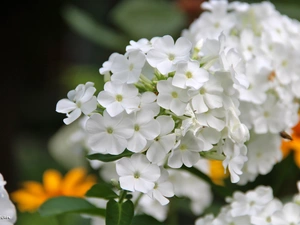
[56,99,77,113]
[63,108,81,125]
[81,96,97,115]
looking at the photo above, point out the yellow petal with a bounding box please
[61,168,87,196]
[11,190,47,212]
[43,169,63,196]
[209,160,228,186]
[22,181,46,196]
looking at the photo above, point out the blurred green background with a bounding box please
[2,0,300,224]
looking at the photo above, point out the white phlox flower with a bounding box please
[188,75,224,114]
[251,94,285,134]
[271,202,300,225]
[97,81,140,117]
[251,199,283,225]
[110,50,146,84]
[85,111,134,155]
[146,35,192,75]
[168,131,203,168]
[56,82,97,125]
[172,60,209,89]
[146,167,174,205]
[157,78,190,116]
[127,110,160,153]
[222,138,248,183]
[116,154,160,193]
[0,174,17,225]
[146,115,176,163]
[99,53,119,76]
[126,38,152,54]
[228,186,273,217]
[244,133,281,176]
[236,57,271,104]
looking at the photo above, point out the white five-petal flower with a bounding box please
[56,82,97,125]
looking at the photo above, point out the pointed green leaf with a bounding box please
[62,5,129,51]
[106,200,134,225]
[85,183,118,199]
[87,149,133,162]
[132,215,166,225]
[39,196,105,217]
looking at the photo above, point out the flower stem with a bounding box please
[118,190,128,203]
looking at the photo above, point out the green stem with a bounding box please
[118,190,128,204]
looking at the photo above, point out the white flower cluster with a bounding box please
[56,31,251,202]
[195,181,300,225]
[0,174,17,225]
[183,0,300,183]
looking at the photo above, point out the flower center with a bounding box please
[264,111,269,118]
[134,124,140,131]
[154,183,158,189]
[214,22,220,28]
[116,94,123,102]
[134,172,140,179]
[107,127,113,134]
[185,71,193,79]
[199,87,206,95]
[171,91,178,98]
[281,60,288,67]
[266,217,271,223]
[180,144,187,151]
[247,46,253,51]
[168,54,175,61]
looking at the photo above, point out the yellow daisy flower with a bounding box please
[11,167,96,212]
[281,120,300,168]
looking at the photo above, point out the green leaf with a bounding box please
[16,212,58,225]
[85,183,119,199]
[62,5,129,51]
[110,0,187,39]
[131,215,166,225]
[87,149,133,162]
[39,196,105,217]
[106,199,134,225]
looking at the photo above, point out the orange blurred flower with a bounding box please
[281,120,300,167]
[11,168,96,212]
[209,160,228,186]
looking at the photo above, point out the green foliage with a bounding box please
[87,149,133,162]
[85,183,119,200]
[106,199,134,225]
[110,0,187,40]
[62,5,129,51]
[60,65,105,92]
[39,196,105,217]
